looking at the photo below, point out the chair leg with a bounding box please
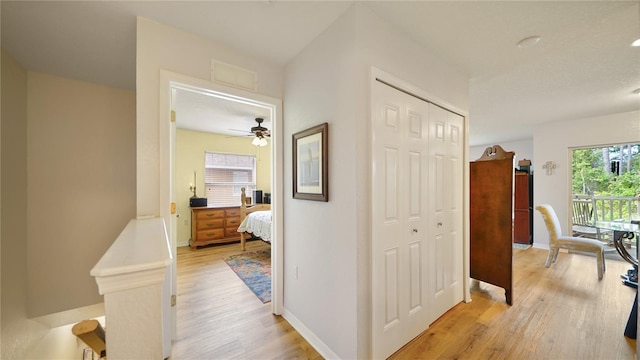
[545,248,554,267]
[552,248,560,263]
[596,250,604,280]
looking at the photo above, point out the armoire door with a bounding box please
[513,172,531,244]
[371,79,464,359]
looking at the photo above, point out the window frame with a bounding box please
[204,151,257,207]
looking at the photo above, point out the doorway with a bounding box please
[158,71,284,337]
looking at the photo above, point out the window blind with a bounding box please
[204,152,256,206]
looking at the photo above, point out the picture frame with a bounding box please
[293,123,328,202]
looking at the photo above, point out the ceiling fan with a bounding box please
[229,118,270,146]
[249,117,270,138]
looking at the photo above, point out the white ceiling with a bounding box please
[2,1,639,146]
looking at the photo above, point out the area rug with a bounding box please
[224,250,271,303]
[513,243,532,250]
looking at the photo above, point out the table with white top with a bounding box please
[596,220,639,339]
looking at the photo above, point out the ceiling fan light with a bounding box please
[252,136,261,146]
[632,38,640,47]
[259,137,268,147]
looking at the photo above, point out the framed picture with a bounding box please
[293,123,328,201]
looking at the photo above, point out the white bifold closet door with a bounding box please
[372,80,464,359]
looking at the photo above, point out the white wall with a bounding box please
[532,110,640,249]
[136,17,283,219]
[283,4,469,358]
[283,8,359,359]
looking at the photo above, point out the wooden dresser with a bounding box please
[190,206,241,249]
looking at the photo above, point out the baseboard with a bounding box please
[32,302,105,328]
[282,308,340,360]
[532,243,549,250]
[177,241,189,248]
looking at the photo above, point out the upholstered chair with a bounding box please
[536,204,606,280]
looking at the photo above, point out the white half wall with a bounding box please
[532,110,640,249]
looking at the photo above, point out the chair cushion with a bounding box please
[556,235,604,251]
[572,225,599,235]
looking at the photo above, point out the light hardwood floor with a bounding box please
[171,240,322,359]
[172,243,636,359]
[391,247,637,359]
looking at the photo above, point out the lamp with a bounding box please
[252,133,268,147]
[189,171,197,197]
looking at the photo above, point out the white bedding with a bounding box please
[237,210,272,242]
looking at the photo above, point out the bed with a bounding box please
[237,187,272,250]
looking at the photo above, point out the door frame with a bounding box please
[370,66,471,303]
[158,70,284,326]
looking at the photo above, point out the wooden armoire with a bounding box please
[470,145,514,305]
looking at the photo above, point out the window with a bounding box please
[571,143,640,222]
[204,152,256,207]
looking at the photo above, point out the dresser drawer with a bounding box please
[196,228,224,241]
[197,218,224,230]
[226,208,241,217]
[225,216,241,228]
[226,227,241,237]
[196,209,225,220]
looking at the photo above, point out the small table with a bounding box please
[596,221,639,339]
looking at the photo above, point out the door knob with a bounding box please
[412,229,418,233]
[437,222,443,227]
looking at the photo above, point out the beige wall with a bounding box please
[26,72,136,317]
[1,48,47,360]
[175,129,271,245]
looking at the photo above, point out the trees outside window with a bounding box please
[571,143,640,222]
[572,143,640,197]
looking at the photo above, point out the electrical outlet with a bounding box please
[82,348,94,360]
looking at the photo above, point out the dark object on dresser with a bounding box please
[189,197,207,207]
[253,190,263,204]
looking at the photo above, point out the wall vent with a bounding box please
[211,60,257,92]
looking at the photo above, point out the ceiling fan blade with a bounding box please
[228,128,252,134]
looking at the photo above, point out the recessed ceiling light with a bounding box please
[516,36,541,48]
[632,39,640,47]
